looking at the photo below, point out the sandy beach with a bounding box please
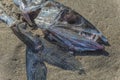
[0,0,120,80]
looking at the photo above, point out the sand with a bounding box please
[0,0,120,80]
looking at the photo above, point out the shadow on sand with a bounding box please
[74,50,109,57]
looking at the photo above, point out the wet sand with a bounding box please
[0,0,120,80]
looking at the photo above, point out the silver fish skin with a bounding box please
[44,27,104,52]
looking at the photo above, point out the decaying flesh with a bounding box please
[0,0,109,80]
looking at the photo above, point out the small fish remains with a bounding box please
[13,0,109,52]
[0,0,109,80]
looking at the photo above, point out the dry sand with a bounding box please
[0,0,120,80]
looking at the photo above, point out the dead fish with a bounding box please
[0,8,85,80]
[13,0,109,52]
